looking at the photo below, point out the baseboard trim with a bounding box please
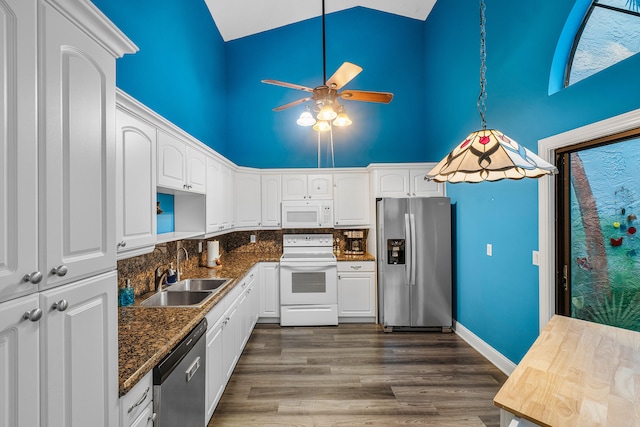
[453,320,517,376]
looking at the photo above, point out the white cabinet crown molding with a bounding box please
[41,0,137,58]
[116,89,234,169]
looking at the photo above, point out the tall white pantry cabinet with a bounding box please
[0,1,136,427]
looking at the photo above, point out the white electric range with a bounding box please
[279,234,338,326]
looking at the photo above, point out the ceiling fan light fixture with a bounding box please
[296,110,316,126]
[333,111,352,127]
[317,104,337,121]
[313,120,331,132]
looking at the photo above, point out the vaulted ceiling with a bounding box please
[204,0,438,41]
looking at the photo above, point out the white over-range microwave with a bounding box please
[281,200,334,228]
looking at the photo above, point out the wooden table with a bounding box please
[494,315,640,427]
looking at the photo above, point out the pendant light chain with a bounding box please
[477,0,488,130]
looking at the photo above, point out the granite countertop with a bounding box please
[118,249,376,396]
[118,251,280,396]
[336,251,376,262]
[494,315,640,426]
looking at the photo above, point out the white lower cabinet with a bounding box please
[120,371,153,427]
[205,266,260,423]
[129,404,155,427]
[240,268,258,350]
[0,271,118,427]
[41,271,119,427]
[0,294,40,427]
[337,262,376,322]
[205,301,226,421]
[258,262,280,321]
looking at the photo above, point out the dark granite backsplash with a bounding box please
[117,228,368,297]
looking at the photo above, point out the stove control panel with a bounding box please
[283,234,333,247]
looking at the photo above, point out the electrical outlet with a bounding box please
[250,234,256,243]
[198,242,203,253]
[532,250,540,266]
[486,243,492,256]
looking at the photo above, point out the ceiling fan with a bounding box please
[261,0,393,130]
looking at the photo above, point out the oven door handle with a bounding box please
[280,265,335,272]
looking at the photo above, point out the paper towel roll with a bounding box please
[207,240,220,268]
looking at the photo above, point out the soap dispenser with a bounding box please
[119,279,134,307]
[166,262,177,284]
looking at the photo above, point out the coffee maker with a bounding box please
[343,230,365,255]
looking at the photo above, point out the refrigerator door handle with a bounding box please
[404,213,411,285]
[410,213,417,285]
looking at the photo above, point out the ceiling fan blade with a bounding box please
[339,90,394,104]
[262,79,314,92]
[326,62,363,90]
[273,97,313,112]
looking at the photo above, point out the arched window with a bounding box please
[566,0,640,87]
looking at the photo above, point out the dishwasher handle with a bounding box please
[186,356,201,382]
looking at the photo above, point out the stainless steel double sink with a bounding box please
[140,278,231,307]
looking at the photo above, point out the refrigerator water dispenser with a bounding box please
[387,239,405,264]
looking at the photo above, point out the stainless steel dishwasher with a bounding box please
[153,318,207,427]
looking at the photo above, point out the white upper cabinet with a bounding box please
[157,131,206,194]
[115,106,157,258]
[261,174,281,227]
[373,164,444,198]
[282,173,333,200]
[0,0,39,302]
[186,146,207,193]
[206,156,234,233]
[234,171,261,228]
[40,0,135,290]
[333,173,370,227]
[409,168,444,197]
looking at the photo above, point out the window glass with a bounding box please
[559,136,640,332]
[569,4,640,85]
[599,0,633,8]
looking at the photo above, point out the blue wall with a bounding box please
[93,0,640,363]
[92,0,227,155]
[225,7,427,168]
[424,0,640,362]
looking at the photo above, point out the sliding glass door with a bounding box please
[555,132,640,332]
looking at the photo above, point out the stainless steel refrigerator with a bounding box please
[377,197,452,331]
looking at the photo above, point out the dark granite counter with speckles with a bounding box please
[336,251,376,262]
[118,251,280,396]
[118,248,376,396]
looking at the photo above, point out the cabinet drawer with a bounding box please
[130,402,155,427]
[205,297,226,328]
[120,371,152,427]
[337,262,375,273]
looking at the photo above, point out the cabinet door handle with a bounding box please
[51,299,69,312]
[50,265,68,277]
[117,241,127,248]
[23,271,43,284]
[23,308,42,322]
[127,387,150,413]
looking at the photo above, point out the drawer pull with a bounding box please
[127,386,150,413]
[350,265,362,270]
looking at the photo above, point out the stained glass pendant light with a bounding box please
[425,0,557,183]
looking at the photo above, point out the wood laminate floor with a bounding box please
[209,324,508,427]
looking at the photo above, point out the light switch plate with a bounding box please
[532,250,540,266]
[250,234,256,243]
[487,243,492,256]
